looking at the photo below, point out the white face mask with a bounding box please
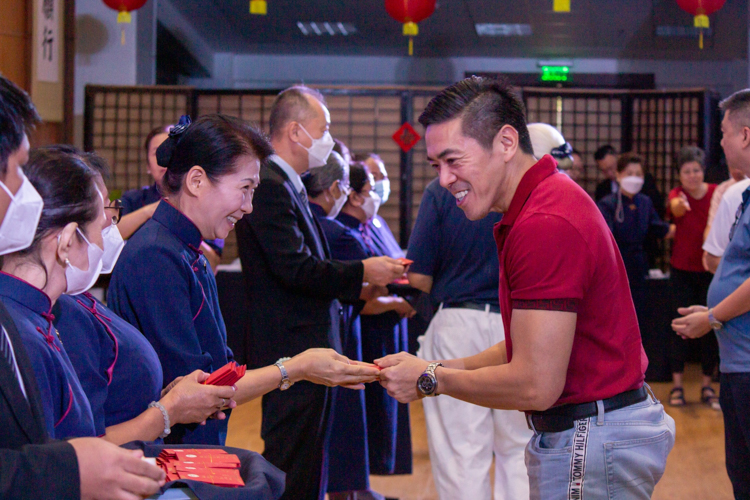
[64,228,104,296]
[361,191,382,221]
[620,176,644,195]
[327,182,349,220]
[298,124,335,169]
[373,179,391,204]
[100,224,125,274]
[0,171,44,255]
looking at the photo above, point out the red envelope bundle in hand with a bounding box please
[155,449,245,488]
[202,361,246,386]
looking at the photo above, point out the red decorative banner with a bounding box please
[392,122,422,152]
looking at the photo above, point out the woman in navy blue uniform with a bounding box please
[0,149,101,439]
[46,149,237,444]
[108,115,381,446]
[304,152,383,499]
[335,162,414,476]
[118,125,224,271]
[597,153,672,287]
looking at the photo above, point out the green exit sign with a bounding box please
[541,66,570,82]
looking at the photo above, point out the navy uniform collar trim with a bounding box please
[336,212,362,229]
[0,271,53,316]
[152,200,203,250]
[309,202,327,219]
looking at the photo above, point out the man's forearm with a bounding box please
[438,361,553,411]
[440,341,507,370]
[713,275,750,322]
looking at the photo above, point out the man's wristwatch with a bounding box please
[275,357,293,390]
[417,362,443,397]
[708,308,723,331]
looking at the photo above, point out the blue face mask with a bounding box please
[373,179,390,204]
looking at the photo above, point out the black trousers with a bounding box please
[261,382,333,500]
[670,268,719,377]
[720,372,750,499]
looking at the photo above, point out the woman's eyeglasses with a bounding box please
[105,199,123,225]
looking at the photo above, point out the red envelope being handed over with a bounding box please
[397,258,413,266]
[202,361,246,386]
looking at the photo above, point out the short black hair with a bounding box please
[719,89,750,130]
[269,86,327,139]
[418,76,533,155]
[676,146,706,172]
[594,145,617,161]
[616,152,643,173]
[349,161,371,194]
[157,114,274,196]
[0,75,40,173]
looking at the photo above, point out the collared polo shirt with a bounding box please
[707,186,750,373]
[494,155,646,408]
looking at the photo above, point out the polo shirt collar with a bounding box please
[270,154,306,194]
[499,154,558,228]
[152,200,202,249]
[0,271,53,316]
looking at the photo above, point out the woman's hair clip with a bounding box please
[550,142,573,160]
[169,115,192,138]
[156,115,191,169]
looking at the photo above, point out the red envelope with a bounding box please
[203,362,246,386]
[397,258,414,266]
[177,469,244,487]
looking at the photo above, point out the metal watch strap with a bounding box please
[275,357,293,390]
[148,401,171,438]
[708,308,723,330]
[426,362,443,377]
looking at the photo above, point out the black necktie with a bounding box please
[1,327,25,400]
[299,188,313,217]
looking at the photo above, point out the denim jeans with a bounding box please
[525,387,675,500]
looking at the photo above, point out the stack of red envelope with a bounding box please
[156,449,244,488]
[202,361,246,386]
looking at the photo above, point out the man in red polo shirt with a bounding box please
[377,77,675,499]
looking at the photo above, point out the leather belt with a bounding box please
[441,301,501,314]
[526,386,649,433]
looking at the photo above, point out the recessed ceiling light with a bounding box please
[297,22,357,36]
[475,23,532,36]
[655,25,712,38]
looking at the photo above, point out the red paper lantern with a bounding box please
[102,0,148,44]
[676,0,726,49]
[385,0,436,56]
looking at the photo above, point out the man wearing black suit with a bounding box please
[594,144,620,201]
[235,86,404,500]
[0,74,166,500]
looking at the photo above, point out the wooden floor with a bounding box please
[226,363,732,499]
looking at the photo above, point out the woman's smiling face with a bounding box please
[199,154,260,240]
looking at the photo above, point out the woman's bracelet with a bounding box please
[148,401,171,439]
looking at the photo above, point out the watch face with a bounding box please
[280,380,292,391]
[418,374,436,395]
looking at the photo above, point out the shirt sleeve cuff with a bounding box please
[512,298,579,313]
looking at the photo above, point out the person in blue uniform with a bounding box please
[304,152,387,500]
[0,73,166,499]
[597,153,672,287]
[0,149,102,440]
[44,148,237,444]
[336,161,414,476]
[118,124,224,271]
[108,114,381,446]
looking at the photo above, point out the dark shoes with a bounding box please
[669,387,686,406]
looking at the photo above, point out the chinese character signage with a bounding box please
[36,0,59,82]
